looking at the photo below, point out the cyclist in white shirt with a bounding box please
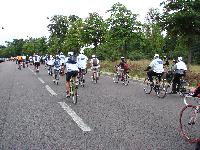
[90,55,100,79]
[171,57,187,93]
[77,49,88,77]
[65,52,79,98]
[147,54,164,84]
[34,53,41,72]
[47,55,54,75]
[59,52,66,75]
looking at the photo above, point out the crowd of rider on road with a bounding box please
[15,50,200,99]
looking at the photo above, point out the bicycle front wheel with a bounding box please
[180,105,200,143]
[156,84,166,98]
[143,78,152,94]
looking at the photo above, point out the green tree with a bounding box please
[83,12,107,49]
[160,0,200,66]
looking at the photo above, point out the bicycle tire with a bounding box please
[123,74,129,86]
[72,86,78,104]
[144,78,152,94]
[156,84,166,98]
[113,73,119,83]
[179,105,200,143]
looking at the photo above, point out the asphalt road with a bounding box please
[0,61,196,150]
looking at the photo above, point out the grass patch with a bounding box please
[100,60,200,85]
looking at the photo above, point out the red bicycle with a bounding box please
[179,94,200,143]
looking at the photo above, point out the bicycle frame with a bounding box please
[70,77,78,104]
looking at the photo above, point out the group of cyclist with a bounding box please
[16,50,200,98]
[145,53,188,94]
[16,49,100,98]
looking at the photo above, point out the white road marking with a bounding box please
[58,102,92,132]
[28,67,34,73]
[45,85,57,96]
[38,77,45,84]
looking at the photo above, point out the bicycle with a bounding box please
[165,76,190,96]
[53,68,60,85]
[78,69,85,87]
[68,77,78,104]
[113,66,129,86]
[143,76,166,98]
[179,93,200,143]
[92,68,99,84]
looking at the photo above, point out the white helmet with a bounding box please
[60,52,63,55]
[178,57,182,61]
[68,52,74,56]
[92,55,96,58]
[154,54,159,59]
[80,49,84,54]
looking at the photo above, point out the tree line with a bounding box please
[0,1,200,65]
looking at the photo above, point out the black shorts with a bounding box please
[18,60,22,64]
[66,71,78,81]
[35,62,40,67]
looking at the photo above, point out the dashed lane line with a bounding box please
[29,66,91,132]
[45,85,57,96]
[58,102,92,132]
[38,77,45,84]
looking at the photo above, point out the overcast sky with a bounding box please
[0,0,163,45]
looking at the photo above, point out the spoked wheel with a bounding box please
[123,74,129,86]
[113,73,119,83]
[143,78,152,94]
[156,84,166,98]
[180,105,200,143]
[165,82,172,94]
[72,87,78,104]
[93,72,97,84]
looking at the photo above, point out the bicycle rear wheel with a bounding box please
[180,105,200,143]
[72,87,78,104]
[156,84,166,98]
[143,78,152,94]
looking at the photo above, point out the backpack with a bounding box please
[93,58,98,66]
[124,63,129,71]
[54,59,60,68]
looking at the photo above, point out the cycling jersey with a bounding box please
[77,54,88,69]
[17,56,22,61]
[66,56,78,72]
[149,58,164,73]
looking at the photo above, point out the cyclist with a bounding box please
[17,55,22,69]
[26,55,29,67]
[90,55,100,80]
[171,57,187,94]
[59,52,66,75]
[53,55,61,83]
[65,52,79,98]
[22,54,26,68]
[116,57,129,81]
[34,53,41,72]
[47,55,54,75]
[29,55,33,65]
[146,54,164,85]
[77,49,88,78]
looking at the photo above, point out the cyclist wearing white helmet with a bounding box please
[65,52,79,97]
[146,54,164,85]
[171,56,187,94]
[77,49,88,76]
[53,55,61,82]
[90,55,100,79]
